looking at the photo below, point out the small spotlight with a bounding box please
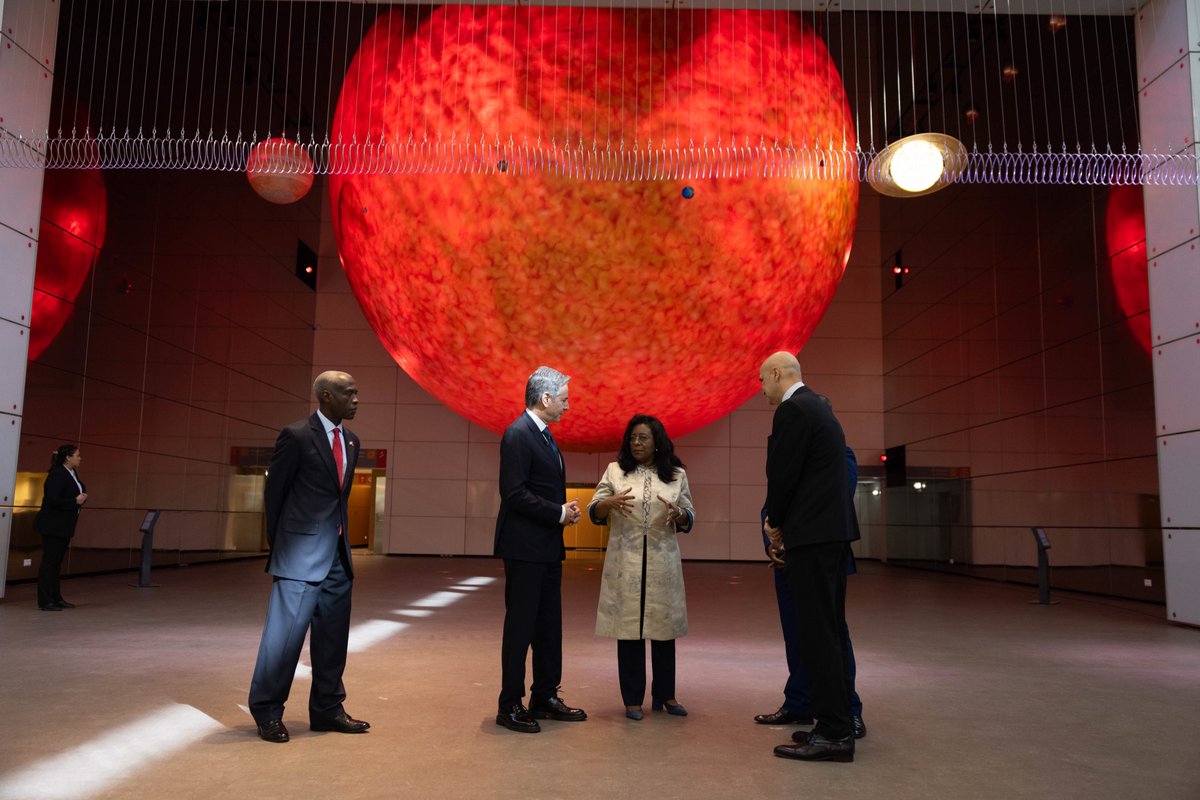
[1002,64,1020,82]
[912,481,925,491]
[1048,15,1067,32]
[964,107,980,122]
[871,488,881,497]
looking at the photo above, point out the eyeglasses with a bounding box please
[630,433,654,443]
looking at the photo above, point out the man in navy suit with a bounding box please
[248,370,369,743]
[494,366,588,733]
[759,352,861,763]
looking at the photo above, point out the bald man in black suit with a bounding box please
[759,352,861,763]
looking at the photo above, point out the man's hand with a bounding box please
[563,499,582,525]
[764,519,785,568]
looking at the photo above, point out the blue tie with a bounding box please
[543,429,560,465]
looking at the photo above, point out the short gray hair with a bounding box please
[525,366,570,408]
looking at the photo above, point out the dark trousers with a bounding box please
[248,551,352,724]
[498,559,563,709]
[37,536,70,607]
[772,562,862,716]
[784,541,852,739]
[616,639,675,707]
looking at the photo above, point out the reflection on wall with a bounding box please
[30,164,107,361]
[10,169,322,584]
[329,7,859,451]
[1104,184,1150,354]
[881,185,1160,602]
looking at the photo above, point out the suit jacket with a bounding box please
[34,466,85,540]
[765,386,861,550]
[493,412,566,563]
[263,412,359,581]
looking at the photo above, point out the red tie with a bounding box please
[332,427,344,487]
[332,427,344,537]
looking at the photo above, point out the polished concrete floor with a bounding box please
[0,555,1196,800]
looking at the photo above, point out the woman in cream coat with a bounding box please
[589,414,695,720]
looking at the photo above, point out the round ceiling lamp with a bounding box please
[867,133,967,198]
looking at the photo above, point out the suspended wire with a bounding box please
[14,0,1195,187]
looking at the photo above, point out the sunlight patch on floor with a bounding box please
[0,704,222,800]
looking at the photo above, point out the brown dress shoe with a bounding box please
[256,719,289,743]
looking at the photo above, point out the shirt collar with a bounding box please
[524,408,548,433]
[316,409,340,434]
[781,381,805,403]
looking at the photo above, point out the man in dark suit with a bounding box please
[759,352,861,762]
[756,426,866,740]
[494,366,588,733]
[248,370,369,743]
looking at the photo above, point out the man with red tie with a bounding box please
[249,370,369,743]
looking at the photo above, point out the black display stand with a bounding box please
[1028,527,1057,605]
[130,510,161,588]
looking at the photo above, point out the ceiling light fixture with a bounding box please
[867,133,967,198]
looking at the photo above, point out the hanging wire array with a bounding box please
[0,0,1194,186]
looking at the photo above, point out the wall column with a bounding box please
[1137,0,1200,625]
[0,0,59,596]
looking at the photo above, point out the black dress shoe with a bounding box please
[256,719,289,743]
[39,603,63,611]
[496,704,540,733]
[775,732,855,762]
[310,712,370,733]
[529,696,587,721]
[754,707,814,725]
[55,600,76,609]
[852,715,867,739]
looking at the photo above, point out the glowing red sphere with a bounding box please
[247,138,315,204]
[331,8,858,450]
[1105,184,1149,353]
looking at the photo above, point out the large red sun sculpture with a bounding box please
[1105,184,1149,354]
[330,8,858,451]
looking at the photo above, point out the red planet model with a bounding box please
[331,8,858,450]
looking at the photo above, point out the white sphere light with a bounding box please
[889,139,945,192]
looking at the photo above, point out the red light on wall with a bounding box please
[304,265,314,274]
[879,454,888,462]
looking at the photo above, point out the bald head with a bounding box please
[758,352,803,406]
[313,370,359,424]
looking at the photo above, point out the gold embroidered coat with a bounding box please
[591,462,694,641]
